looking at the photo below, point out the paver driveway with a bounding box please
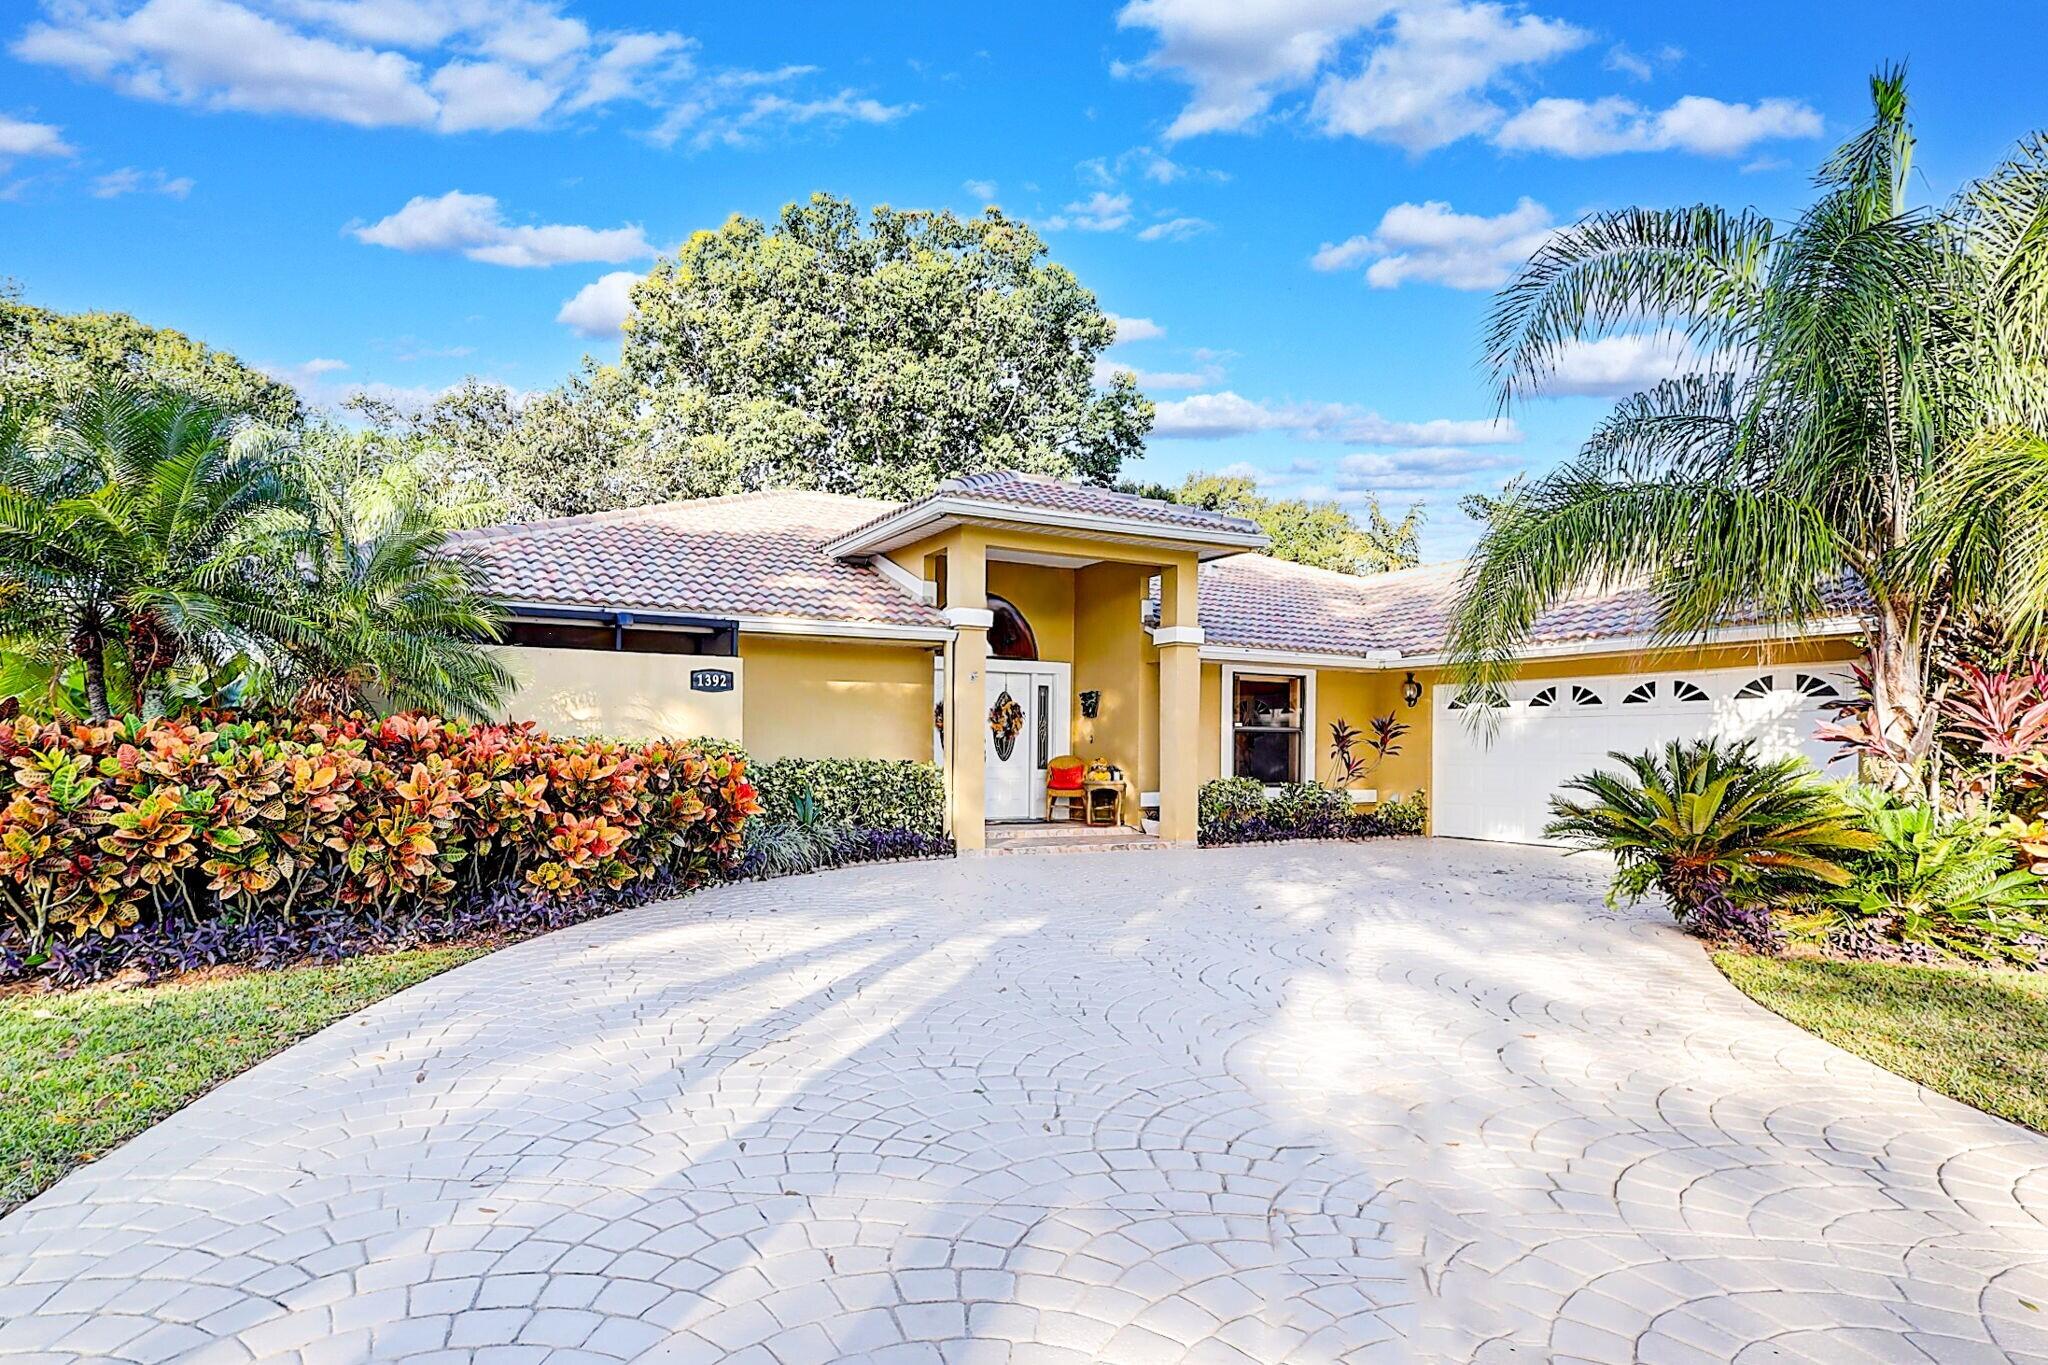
[5,840,2048,1364]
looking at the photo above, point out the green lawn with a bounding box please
[1715,952,2048,1134]
[0,947,484,1213]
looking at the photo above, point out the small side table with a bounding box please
[1082,780,1124,828]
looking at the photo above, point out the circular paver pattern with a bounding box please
[4,840,2048,1364]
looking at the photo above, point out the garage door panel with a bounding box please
[1433,665,1851,845]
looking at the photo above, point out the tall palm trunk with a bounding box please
[74,623,111,723]
[1867,595,1935,793]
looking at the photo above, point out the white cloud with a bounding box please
[1046,191,1133,232]
[963,177,998,201]
[556,270,640,337]
[1533,333,1696,397]
[561,30,690,113]
[427,59,557,132]
[680,87,916,150]
[270,0,464,49]
[1137,215,1211,242]
[1313,196,1554,289]
[12,0,902,148]
[1494,94,1821,157]
[1109,315,1166,344]
[1116,1,1813,163]
[16,0,444,128]
[1081,144,1222,187]
[1602,42,1679,82]
[90,165,195,198]
[1117,0,1585,152]
[1334,446,1524,491]
[1308,3,1587,154]
[0,113,74,159]
[1115,0,1397,141]
[1152,390,1520,445]
[352,190,654,267]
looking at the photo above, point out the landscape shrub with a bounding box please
[1361,790,1428,836]
[0,711,757,984]
[1197,777,1428,847]
[1197,777,1267,829]
[1788,790,2048,967]
[749,757,943,835]
[738,773,952,879]
[1545,738,1873,951]
[1266,781,1349,827]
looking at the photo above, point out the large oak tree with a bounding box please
[616,194,1154,502]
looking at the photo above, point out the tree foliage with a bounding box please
[1131,472,1422,574]
[0,290,301,427]
[329,197,1156,522]
[617,194,1153,502]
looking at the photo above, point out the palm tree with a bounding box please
[1908,135,2048,643]
[1449,67,2046,790]
[0,386,299,720]
[0,381,514,721]
[269,487,510,717]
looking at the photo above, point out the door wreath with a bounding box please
[989,690,1024,761]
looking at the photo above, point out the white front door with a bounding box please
[1431,663,1856,844]
[984,664,1071,822]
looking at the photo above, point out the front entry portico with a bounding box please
[823,475,1268,851]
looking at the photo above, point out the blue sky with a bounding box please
[2,1,2042,560]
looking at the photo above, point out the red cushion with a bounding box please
[1047,759,1087,791]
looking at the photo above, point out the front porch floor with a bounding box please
[982,820,1168,854]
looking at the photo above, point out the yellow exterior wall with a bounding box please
[986,561,1076,662]
[739,635,937,761]
[495,646,744,743]
[1199,664,1223,782]
[1072,562,1158,802]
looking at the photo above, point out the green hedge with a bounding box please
[1197,778,1427,845]
[749,757,945,836]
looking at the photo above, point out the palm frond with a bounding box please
[1484,206,1774,408]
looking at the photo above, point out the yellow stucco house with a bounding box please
[451,472,1865,849]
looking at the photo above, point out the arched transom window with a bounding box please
[987,594,1038,660]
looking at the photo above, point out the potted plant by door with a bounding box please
[1328,712,1410,807]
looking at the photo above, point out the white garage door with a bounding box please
[1431,664,1855,844]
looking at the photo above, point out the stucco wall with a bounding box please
[495,645,744,743]
[1073,562,1158,799]
[739,635,936,761]
[986,561,1076,663]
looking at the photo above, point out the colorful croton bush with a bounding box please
[0,711,757,985]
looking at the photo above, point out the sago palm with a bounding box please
[1451,67,2048,789]
[0,385,299,719]
[1546,738,1873,944]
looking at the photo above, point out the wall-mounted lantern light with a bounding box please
[1401,671,1422,709]
[1079,689,1101,718]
